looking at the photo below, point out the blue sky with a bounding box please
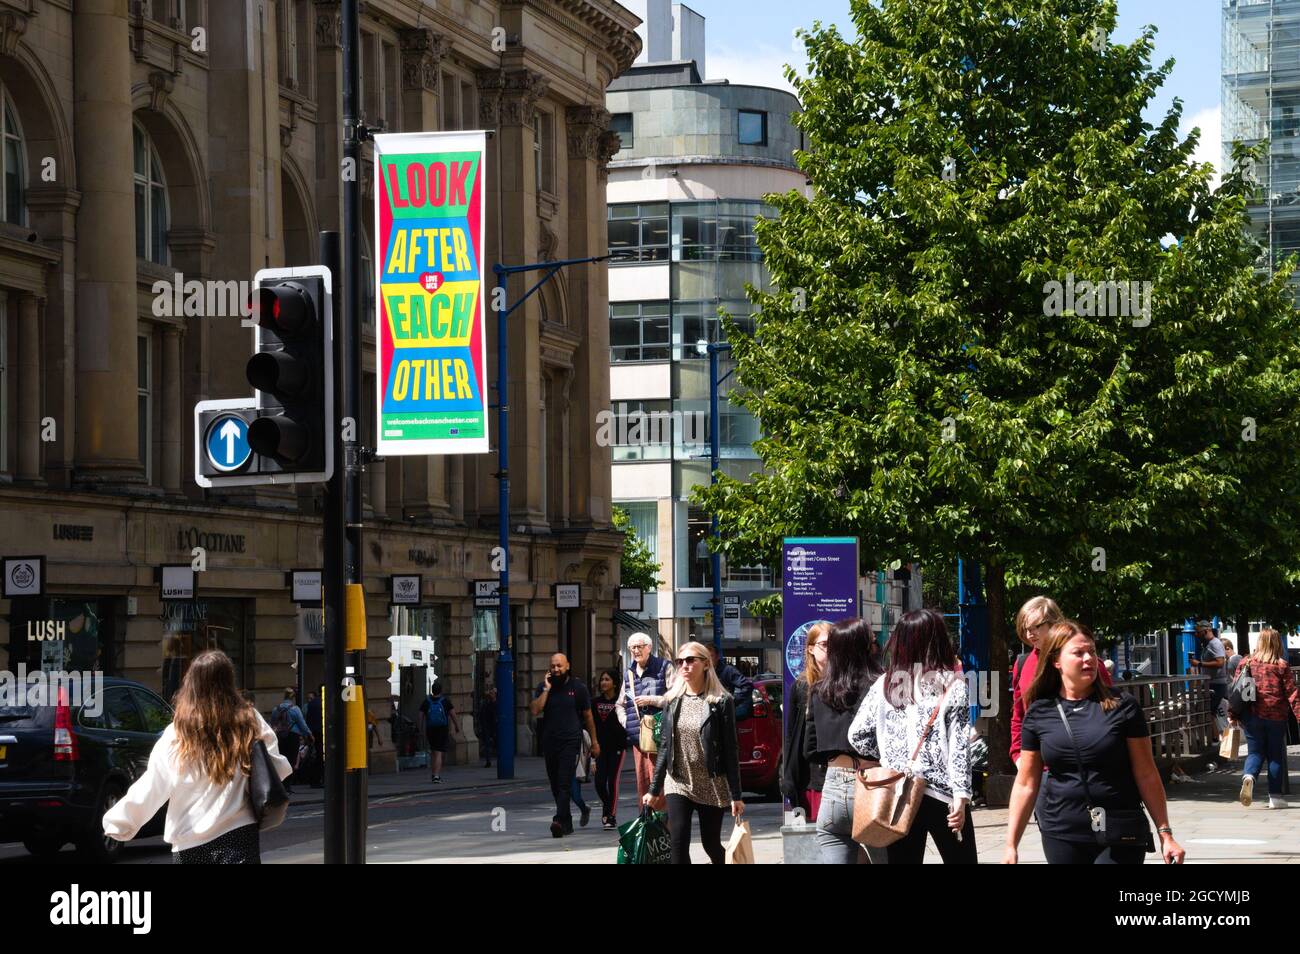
[677,0,1221,173]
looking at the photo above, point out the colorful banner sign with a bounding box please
[781,536,859,795]
[374,131,488,455]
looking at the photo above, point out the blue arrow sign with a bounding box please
[205,414,252,472]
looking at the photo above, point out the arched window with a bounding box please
[1,85,25,226]
[133,122,169,264]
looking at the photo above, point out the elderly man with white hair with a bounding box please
[623,633,674,803]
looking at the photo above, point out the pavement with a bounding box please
[7,748,1300,864]
[280,745,1300,863]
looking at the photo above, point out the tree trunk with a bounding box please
[985,560,1014,777]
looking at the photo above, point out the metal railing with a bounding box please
[1110,674,1218,761]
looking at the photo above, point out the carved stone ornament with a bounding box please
[0,8,30,58]
[538,220,558,262]
[399,28,448,92]
[314,2,341,50]
[565,105,610,161]
[478,68,549,128]
[148,68,176,113]
[597,130,622,179]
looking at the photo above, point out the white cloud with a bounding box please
[1181,104,1222,190]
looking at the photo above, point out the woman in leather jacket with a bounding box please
[644,641,744,863]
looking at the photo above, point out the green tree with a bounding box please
[697,0,1300,776]
[613,506,663,592]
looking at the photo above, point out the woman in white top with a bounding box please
[848,608,976,863]
[103,650,292,863]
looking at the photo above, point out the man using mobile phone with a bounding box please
[530,654,600,838]
[1191,620,1228,721]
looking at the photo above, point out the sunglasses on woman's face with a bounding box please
[674,656,706,667]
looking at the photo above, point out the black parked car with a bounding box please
[0,677,172,861]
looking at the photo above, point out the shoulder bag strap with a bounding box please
[915,686,956,764]
[626,668,642,720]
[1054,699,1096,810]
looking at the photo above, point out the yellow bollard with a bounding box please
[345,583,367,651]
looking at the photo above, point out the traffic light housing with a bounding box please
[193,265,333,488]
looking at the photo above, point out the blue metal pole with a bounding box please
[709,343,722,652]
[493,265,514,780]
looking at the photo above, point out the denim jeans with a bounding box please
[1243,714,1288,796]
[815,766,888,864]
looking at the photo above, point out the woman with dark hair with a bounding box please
[849,608,977,864]
[592,668,628,829]
[804,617,886,863]
[103,650,292,863]
[1005,621,1185,865]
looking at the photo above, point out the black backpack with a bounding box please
[1227,663,1257,718]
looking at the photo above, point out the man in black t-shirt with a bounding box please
[529,653,600,837]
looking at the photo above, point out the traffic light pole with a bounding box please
[320,232,346,865]
[341,0,367,865]
[491,254,615,780]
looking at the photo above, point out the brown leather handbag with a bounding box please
[851,683,951,847]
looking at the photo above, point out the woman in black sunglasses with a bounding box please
[643,640,744,863]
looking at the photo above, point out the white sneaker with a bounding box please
[1239,775,1254,807]
[1269,796,1288,809]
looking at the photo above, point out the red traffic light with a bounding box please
[250,282,312,337]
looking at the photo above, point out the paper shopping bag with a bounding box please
[724,818,755,864]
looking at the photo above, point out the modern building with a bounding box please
[1223,0,1300,295]
[0,0,640,768]
[605,1,810,674]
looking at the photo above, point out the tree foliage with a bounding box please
[695,0,1300,772]
[613,506,664,593]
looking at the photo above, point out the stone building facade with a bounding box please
[0,0,639,769]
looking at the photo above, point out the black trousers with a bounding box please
[666,793,726,864]
[1041,834,1146,864]
[886,795,978,864]
[543,736,581,827]
[594,747,625,820]
[174,824,261,864]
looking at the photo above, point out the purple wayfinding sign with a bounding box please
[782,537,860,797]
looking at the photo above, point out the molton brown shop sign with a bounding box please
[172,525,247,554]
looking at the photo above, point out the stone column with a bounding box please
[72,0,141,487]
[16,293,42,482]
[399,27,446,130]
[402,455,451,523]
[477,67,549,529]
[370,458,387,517]
[565,107,616,527]
[161,327,182,493]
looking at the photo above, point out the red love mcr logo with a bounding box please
[420,272,445,293]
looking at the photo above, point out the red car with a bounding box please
[737,678,782,797]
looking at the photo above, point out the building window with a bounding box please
[151,0,179,28]
[460,81,476,130]
[361,231,375,329]
[676,300,756,358]
[608,202,669,262]
[610,301,670,362]
[619,501,659,565]
[383,41,399,130]
[133,122,168,264]
[441,71,458,130]
[673,200,765,262]
[138,334,151,481]
[738,109,767,146]
[360,30,375,120]
[1,88,24,226]
[608,400,674,461]
[610,113,633,151]
[533,111,554,194]
[279,0,300,89]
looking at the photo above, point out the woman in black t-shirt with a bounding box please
[592,669,629,830]
[1004,621,1185,865]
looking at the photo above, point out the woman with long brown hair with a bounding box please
[103,650,292,863]
[1004,621,1184,865]
[781,621,830,819]
[1230,627,1300,809]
